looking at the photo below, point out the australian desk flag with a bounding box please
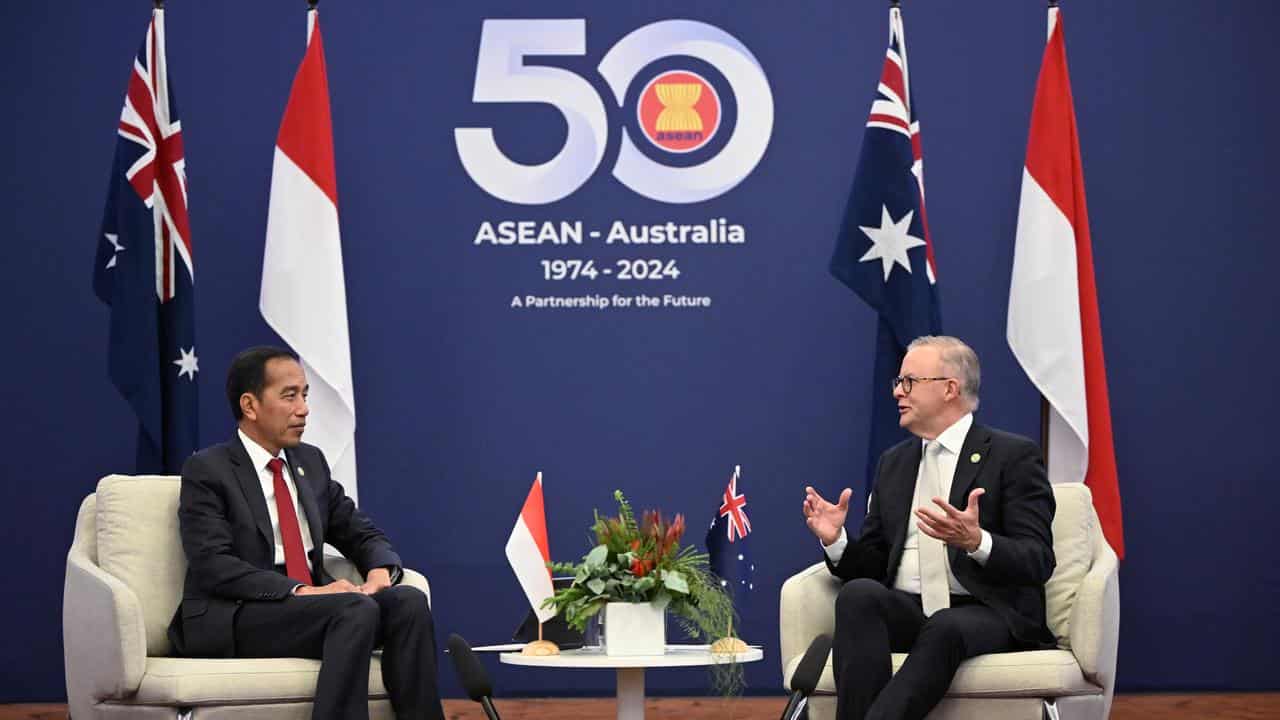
[830,5,942,494]
[706,466,754,616]
[93,7,198,474]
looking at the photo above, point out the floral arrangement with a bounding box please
[543,491,743,692]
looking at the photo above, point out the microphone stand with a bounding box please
[779,690,809,720]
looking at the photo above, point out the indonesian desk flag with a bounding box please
[1007,7,1124,558]
[261,10,359,502]
[506,473,555,622]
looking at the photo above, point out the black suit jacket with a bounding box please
[826,422,1057,646]
[167,436,402,657]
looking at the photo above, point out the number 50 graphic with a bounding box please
[454,19,774,205]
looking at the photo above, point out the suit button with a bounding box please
[236,600,243,606]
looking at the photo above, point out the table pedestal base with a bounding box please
[616,667,645,720]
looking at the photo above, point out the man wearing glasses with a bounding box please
[803,335,1056,720]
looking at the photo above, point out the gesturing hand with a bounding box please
[803,486,853,546]
[915,488,985,552]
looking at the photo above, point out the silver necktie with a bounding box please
[918,440,951,616]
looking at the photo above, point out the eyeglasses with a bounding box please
[892,376,953,394]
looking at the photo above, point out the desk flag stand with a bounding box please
[523,625,560,656]
[710,620,749,655]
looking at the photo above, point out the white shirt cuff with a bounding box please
[822,527,849,563]
[966,530,993,565]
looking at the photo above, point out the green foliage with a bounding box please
[542,490,745,695]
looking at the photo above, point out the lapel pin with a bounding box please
[970,453,982,464]
[297,466,305,476]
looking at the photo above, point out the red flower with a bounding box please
[666,514,685,547]
[631,558,648,577]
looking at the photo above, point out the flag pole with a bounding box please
[307,0,319,38]
[1039,2,1058,468]
[1040,396,1050,468]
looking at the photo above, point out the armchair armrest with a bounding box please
[399,567,432,607]
[63,540,147,712]
[1067,536,1120,694]
[779,562,841,685]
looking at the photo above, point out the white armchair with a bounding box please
[63,475,432,720]
[779,483,1119,720]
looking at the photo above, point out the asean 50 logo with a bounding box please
[454,20,775,205]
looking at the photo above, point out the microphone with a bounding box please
[781,634,832,720]
[447,634,501,720]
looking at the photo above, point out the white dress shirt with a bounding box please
[239,429,315,565]
[823,413,993,595]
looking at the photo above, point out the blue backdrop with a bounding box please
[2,0,1279,702]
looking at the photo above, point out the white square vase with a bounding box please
[602,600,667,656]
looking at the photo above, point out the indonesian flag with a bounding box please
[506,473,555,622]
[1007,7,1123,558]
[261,11,359,502]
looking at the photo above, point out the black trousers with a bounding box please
[234,585,445,720]
[832,578,1016,720]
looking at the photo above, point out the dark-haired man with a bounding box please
[802,336,1056,720]
[167,346,444,720]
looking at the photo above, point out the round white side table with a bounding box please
[500,644,764,720]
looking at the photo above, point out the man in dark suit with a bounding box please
[803,335,1056,720]
[167,346,445,720]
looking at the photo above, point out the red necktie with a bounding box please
[267,458,313,585]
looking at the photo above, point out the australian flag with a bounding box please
[830,6,942,495]
[706,466,754,617]
[93,8,198,474]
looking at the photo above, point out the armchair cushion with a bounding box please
[134,655,389,705]
[95,475,185,657]
[784,649,1097,699]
